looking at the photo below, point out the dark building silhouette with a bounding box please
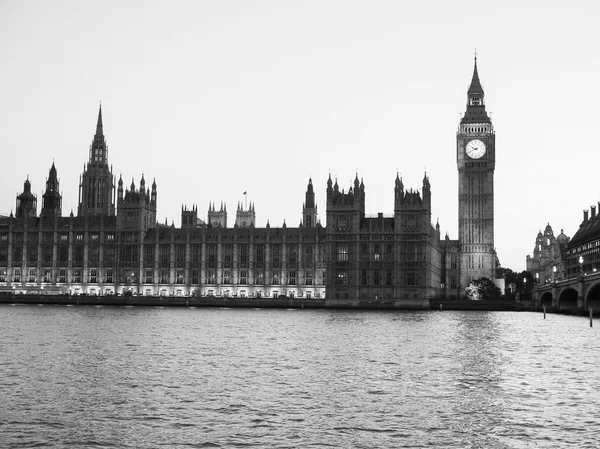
[0,59,498,299]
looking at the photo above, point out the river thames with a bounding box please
[1,306,598,448]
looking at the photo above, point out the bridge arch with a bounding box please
[558,287,578,312]
[585,281,600,312]
[540,291,553,309]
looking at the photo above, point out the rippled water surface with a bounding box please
[1,306,599,448]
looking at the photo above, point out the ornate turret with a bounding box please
[422,172,431,206]
[78,104,115,216]
[235,200,255,228]
[151,178,157,206]
[116,172,157,231]
[16,177,37,218]
[117,175,124,202]
[41,162,62,217]
[208,202,227,227]
[302,178,318,227]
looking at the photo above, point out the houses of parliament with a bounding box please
[0,59,498,301]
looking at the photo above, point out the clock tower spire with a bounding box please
[457,55,496,289]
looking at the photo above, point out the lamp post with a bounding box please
[536,272,539,285]
[552,265,557,283]
[579,256,584,275]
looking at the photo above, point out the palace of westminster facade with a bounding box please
[0,60,498,300]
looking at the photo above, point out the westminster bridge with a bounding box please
[533,270,600,313]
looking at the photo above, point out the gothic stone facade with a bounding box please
[0,59,497,300]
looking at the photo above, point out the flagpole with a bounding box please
[244,191,247,211]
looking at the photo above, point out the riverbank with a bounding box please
[0,293,530,311]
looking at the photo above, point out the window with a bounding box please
[271,245,281,264]
[13,246,22,262]
[272,270,280,285]
[208,245,217,264]
[337,244,348,262]
[160,269,169,284]
[89,269,98,283]
[74,246,84,263]
[288,247,297,264]
[336,271,347,285]
[450,255,457,270]
[43,246,53,263]
[207,270,216,284]
[105,269,113,284]
[255,245,265,264]
[386,269,393,286]
[176,269,184,284]
[76,234,83,242]
[160,245,170,264]
[239,245,249,265]
[175,245,185,264]
[240,270,248,284]
[223,269,231,284]
[374,270,380,286]
[145,245,155,264]
[255,272,264,284]
[74,269,82,283]
[28,268,36,283]
[145,269,153,284]
[29,247,38,262]
[191,245,201,263]
[406,271,417,286]
[43,269,52,283]
[361,269,368,285]
[223,245,233,265]
[288,270,296,285]
[191,269,199,285]
[304,245,314,264]
[305,271,313,285]
[90,246,100,264]
[0,268,6,282]
[13,268,22,282]
[59,269,66,283]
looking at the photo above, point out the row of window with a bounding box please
[1,233,114,243]
[335,270,419,287]
[0,267,321,286]
[336,243,423,261]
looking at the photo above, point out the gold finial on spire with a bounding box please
[474,48,478,62]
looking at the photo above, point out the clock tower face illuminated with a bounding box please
[456,57,497,289]
[465,139,486,159]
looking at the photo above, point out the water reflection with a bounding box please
[1,307,598,448]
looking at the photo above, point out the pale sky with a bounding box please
[1,0,599,271]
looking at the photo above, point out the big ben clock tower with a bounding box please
[457,55,497,288]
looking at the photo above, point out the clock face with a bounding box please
[466,139,486,159]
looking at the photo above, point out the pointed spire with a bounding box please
[468,53,484,95]
[95,103,103,136]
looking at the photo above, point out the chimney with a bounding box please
[592,206,597,218]
[584,209,589,221]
